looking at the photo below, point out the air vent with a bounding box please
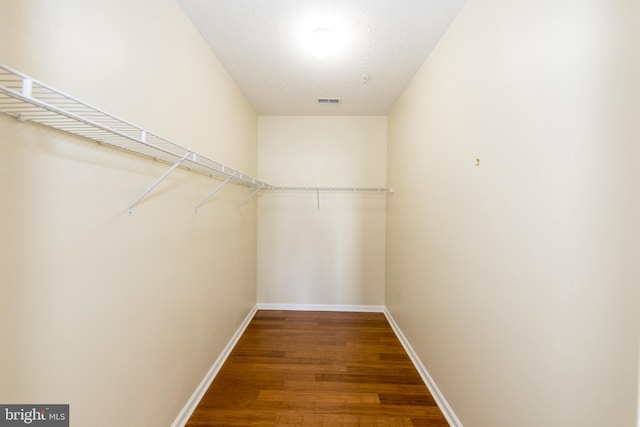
[317,98,341,104]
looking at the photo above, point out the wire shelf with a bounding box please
[0,64,268,189]
[269,186,391,192]
[0,64,392,210]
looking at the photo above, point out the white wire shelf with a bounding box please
[0,64,392,212]
[0,64,269,190]
[266,186,392,211]
[269,186,392,192]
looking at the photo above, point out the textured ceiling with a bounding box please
[177,0,467,115]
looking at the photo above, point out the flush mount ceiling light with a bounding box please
[309,28,338,59]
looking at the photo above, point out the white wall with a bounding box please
[0,1,257,426]
[386,0,640,426]
[257,116,387,307]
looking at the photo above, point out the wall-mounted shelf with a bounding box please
[0,64,270,212]
[269,186,392,192]
[267,186,393,211]
[0,64,392,213]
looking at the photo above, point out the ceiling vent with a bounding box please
[317,98,341,104]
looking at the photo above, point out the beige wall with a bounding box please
[3,1,638,426]
[0,1,257,426]
[257,116,387,307]
[386,0,640,426]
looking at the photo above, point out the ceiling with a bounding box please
[177,0,467,116]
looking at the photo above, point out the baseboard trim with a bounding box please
[256,303,385,313]
[171,305,258,427]
[384,308,463,427]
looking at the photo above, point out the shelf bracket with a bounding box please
[194,174,234,211]
[237,183,264,207]
[128,151,192,215]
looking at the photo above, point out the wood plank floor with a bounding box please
[186,310,448,426]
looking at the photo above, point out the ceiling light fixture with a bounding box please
[310,28,337,59]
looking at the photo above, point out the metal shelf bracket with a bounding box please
[195,174,234,211]
[128,151,192,216]
[238,183,265,207]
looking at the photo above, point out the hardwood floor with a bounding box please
[186,310,448,426]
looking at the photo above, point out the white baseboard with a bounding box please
[256,303,385,313]
[384,308,463,427]
[171,305,258,427]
